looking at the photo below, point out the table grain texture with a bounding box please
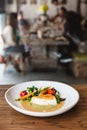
[0,84,87,130]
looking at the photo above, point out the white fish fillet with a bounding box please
[31,94,57,106]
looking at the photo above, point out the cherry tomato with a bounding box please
[20,90,28,97]
[48,88,55,95]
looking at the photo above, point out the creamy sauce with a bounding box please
[21,101,65,112]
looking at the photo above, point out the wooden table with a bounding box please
[30,38,69,46]
[29,38,69,69]
[0,84,87,130]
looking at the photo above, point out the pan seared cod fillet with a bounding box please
[31,94,57,105]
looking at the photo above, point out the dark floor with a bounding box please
[0,64,87,85]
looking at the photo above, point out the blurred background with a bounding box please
[0,0,87,85]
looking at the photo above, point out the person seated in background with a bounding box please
[54,7,84,58]
[53,6,83,40]
[17,15,30,69]
[17,11,29,31]
[61,10,83,57]
[52,6,83,38]
[1,13,17,49]
[51,0,66,22]
[1,13,25,74]
[64,11,83,39]
[55,7,67,33]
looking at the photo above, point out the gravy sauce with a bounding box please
[21,101,65,112]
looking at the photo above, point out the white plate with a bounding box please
[5,81,79,117]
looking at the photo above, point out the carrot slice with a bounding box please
[15,91,37,101]
[39,87,50,96]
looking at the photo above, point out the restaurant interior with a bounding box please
[0,0,87,85]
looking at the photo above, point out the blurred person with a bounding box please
[55,8,83,58]
[17,11,29,31]
[17,11,23,21]
[1,13,25,74]
[64,10,83,40]
[54,7,83,38]
[10,12,20,45]
[17,11,31,69]
[1,13,17,49]
[62,10,83,57]
[53,7,67,33]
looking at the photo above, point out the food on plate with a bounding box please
[55,36,67,41]
[31,94,57,105]
[15,86,65,112]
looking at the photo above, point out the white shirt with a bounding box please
[2,25,16,48]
